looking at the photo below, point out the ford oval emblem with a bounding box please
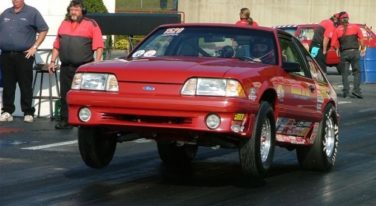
[143,85,155,91]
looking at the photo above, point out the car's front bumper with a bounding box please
[67,91,259,137]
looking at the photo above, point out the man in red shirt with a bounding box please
[235,8,258,27]
[331,12,366,99]
[310,13,339,73]
[48,0,104,129]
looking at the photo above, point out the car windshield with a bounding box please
[130,26,278,65]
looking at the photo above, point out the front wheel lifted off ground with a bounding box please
[78,126,117,169]
[297,104,339,171]
[239,101,276,179]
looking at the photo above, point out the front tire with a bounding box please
[297,104,339,171]
[157,141,198,166]
[239,101,275,179]
[78,127,117,169]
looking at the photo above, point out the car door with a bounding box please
[276,34,321,123]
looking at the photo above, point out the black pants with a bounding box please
[59,64,78,121]
[0,53,35,115]
[340,50,361,95]
[313,47,327,73]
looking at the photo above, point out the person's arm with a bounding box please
[357,26,366,56]
[34,31,48,49]
[94,48,103,62]
[359,39,365,56]
[91,19,105,62]
[25,30,48,59]
[330,30,340,56]
[322,25,335,55]
[48,48,59,73]
[323,36,329,55]
[25,9,49,59]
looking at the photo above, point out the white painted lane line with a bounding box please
[338,100,352,104]
[21,140,77,150]
[21,138,153,151]
[359,108,376,113]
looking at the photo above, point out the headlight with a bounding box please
[71,73,119,92]
[181,78,245,97]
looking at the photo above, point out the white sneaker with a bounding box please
[0,112,13,122]
[24,115,34,123]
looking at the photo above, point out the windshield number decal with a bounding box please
[163,28,184,36]
[132,50,145,58]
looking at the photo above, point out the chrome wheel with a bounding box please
[324,116,335,157]
[239,101,275,178]
[296,104,339,171]
[260,118,272,164]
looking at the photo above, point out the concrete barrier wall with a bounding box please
[179,0,376,28]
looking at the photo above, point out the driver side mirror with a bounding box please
[282,62,301,73]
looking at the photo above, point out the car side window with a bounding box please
[306,55,327,83]
[278,37,309,77]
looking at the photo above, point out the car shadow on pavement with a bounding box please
[64,146,312,190]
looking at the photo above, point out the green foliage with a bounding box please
[116,0,177,11]
[84,0,108,13]
[83,0,111,56]
[114,36,130,50]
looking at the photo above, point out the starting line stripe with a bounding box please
[338,100,352,104]
[21,138,153,151]
[21,140,78,150]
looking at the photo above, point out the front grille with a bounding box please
[102,114,192,125]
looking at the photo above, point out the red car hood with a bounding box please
[78,57,265,83]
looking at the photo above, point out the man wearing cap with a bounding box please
[331,11,366,99]
[309,13,339,73]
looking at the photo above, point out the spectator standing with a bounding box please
[0,0,48,123]
[235,8,258,27]
[309,13,339,73]
[48,0,104,129]
[331,12,366,99]
[160,0,168,10]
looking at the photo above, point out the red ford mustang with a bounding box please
[67,23,339,179]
